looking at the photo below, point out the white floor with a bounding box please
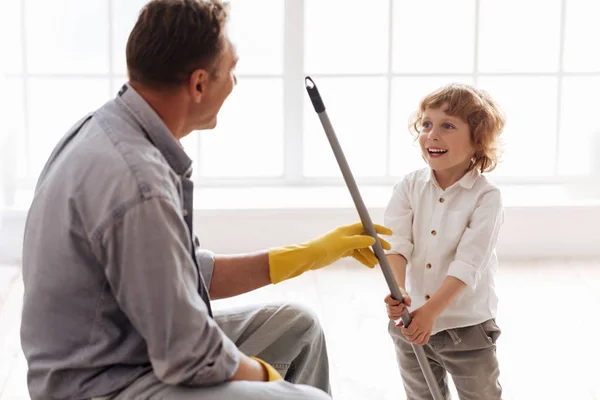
[1,259,599,399]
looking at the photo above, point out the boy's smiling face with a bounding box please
[418,104,476,179]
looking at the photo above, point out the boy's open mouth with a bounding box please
[428,147,448,158]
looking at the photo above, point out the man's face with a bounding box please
[191,36,238,131]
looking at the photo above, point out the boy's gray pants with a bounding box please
[388,319,503,400]
[93,303,332,400]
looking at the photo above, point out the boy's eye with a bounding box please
[422,121,432,129]
[442,123,455,130]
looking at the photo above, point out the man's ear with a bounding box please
[189,69,210,103]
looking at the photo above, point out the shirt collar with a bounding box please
[423,167,480,190]
[458,168,480,189]
[115,83,193,177]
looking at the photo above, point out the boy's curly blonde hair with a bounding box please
[409,83,506,173]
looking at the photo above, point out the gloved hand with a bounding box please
[268,222,392,284]
[251,357,283,381]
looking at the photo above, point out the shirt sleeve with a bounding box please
[101,196,239,386]
[447,188,504,289]
[383,177,414,260]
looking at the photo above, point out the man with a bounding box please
[20,1,391,399]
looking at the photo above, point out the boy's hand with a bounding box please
[384,288,411,322]
[400,305,437,346]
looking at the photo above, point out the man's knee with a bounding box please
[280,303,324,340]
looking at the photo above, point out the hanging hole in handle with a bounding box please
[305,76,315,90]
[305,76,325,113]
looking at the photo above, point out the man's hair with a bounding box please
[409,83,506,173]
[126,0,229,88]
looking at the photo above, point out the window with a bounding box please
[2,0,600,204]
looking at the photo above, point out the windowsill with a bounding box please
[4,182,600,215]
[191,183,600,210]
[3,182,600,262]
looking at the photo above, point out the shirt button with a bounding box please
[425,295,431,301]
[439,197,445,203]
[426,263,432,269]
[183,209,189,216]
[431,230,437,236]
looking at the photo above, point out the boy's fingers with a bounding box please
[401,327,415,340]
[422,332,431,345]
[404,322,418,336]
[413,332,425,345]
[384,295,400,305]
[412,331,425,343]
[389,308,404,317]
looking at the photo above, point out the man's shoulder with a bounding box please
[31,105,182,235]
[85,103,180,196]
[96,103,178,187]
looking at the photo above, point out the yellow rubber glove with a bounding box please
[251,357,283,381]
[268,222,392,284]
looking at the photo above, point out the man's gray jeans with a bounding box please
[93,303,332,399]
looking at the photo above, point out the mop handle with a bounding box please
[304,76,444,400]
[304,77,409,325]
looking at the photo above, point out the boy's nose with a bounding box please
[428,130,440,141]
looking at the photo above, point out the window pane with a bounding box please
[112,0,148,75]
[477,77,558,177]
[304,0,389,74]
[26,0,109,74]
[111,77,128,96]
[0,0,22,74]
[113,0,284,76]
[303,77,388,177]
[10,78,27,180]
[478,0,561,73]
[390,76,475,177]
[1,77,27,180]
[393,0,475,73]
[563,0,600,72]
[200,78,283,177]
[558,77,600,175]
[228,0,283,75]
[27,79,110,178]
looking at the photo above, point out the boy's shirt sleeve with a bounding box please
[383,177,414,261]
[447,188,504,289]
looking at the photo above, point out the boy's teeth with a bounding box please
[429,149,447,154]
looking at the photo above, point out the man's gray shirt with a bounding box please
[20,84,240,400]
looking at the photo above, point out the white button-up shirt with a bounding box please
[384,167,504,334]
